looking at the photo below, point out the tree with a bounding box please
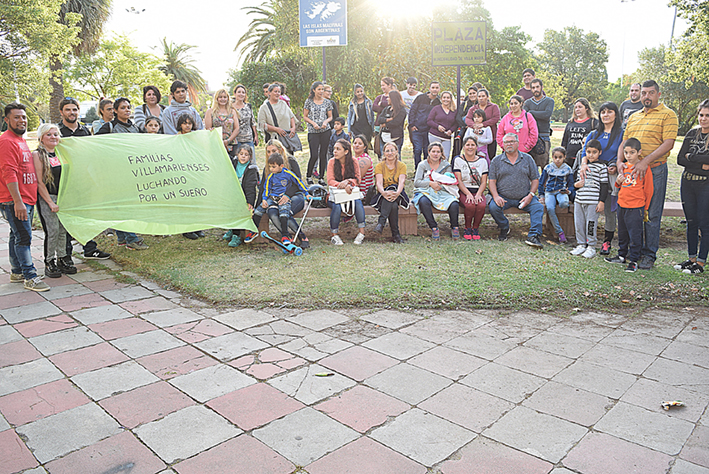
[158,38,207,106]
[64,35,172,105]
[49,0,113,123]
[536,27,608,121]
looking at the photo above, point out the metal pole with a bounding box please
[322,47,327,82]
[456,66,461,110]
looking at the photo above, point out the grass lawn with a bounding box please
[89,131,708,313]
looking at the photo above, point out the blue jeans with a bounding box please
[642,162,667,261]
[488,195,544,238]
[681,177,709,263]
[116,230,140,244]
[410,129,429,169]
[268,193,305,235]
[329,199,365,233]
[0,202,38,279]
[618,206,644,263]
[544,192,569,234]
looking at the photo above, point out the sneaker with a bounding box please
[525,235,543,248]
[183,232,198,240]
[24,276,50,292]
[392,234,405,244]
[463,228,473,240]
[432,228,440,241]
[674,260,694,271]
[625,261,638,272]
[353,233,365,245]
[374,223,384,234]
[84,249,110,260]
[300,238,310,249]
[600,241,611,255]
[57,258,77,275]
[558,231,567,244]
[307,177,314,186]
[451,227,460,240]
[44,259,61,278]
[570,245,587,256]
[126,240,149,250]
[10,273,24,283]
[196,230,205,238]
[581,247,596,259]
[331,234,344,245]
[498,228,510,241]
[223,230,233,241]
[228,234,242,247]
[683,262,705,274]
[117,240,126,246]
[281,236,292,246]
[604,255,626,264]
[318,178,326,186]
[244,231,258,243]
[638,255,654,270]
[472,228,481,240]
[312,170,320,179]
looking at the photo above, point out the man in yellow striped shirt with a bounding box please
[616,80,678,269]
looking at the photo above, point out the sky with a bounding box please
[104,0,687,91]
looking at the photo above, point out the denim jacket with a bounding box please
[346,98,374,135]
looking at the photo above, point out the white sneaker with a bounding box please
[581,247,597,259]
[570,245,587,256]
[331,235,344,245]
[353,233,365,245]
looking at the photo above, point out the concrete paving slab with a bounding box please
[29,326,103,356]
[523,331,595,358]
[0,339,40,368]
[680,425,709,468]
[0,412,9,431]
[99,381,194,429]
[362,332,435,360]
[136,345,218,379]
[661,340,709,369]
[71,304,132,325]
[568,311,627,327]
[319,345,398,382]
[322,318,390,344]
[52,292,111,313]
[306,436,427,474]
[408,346,486,381]
[279,339,328,361]
[100,286,155,304]
[214,309,277,330]
[495,346,574,378]
[359,310,421,329]
[89,317,157,340]
[263,320,314,337]
[0,281,27,297]
[16,402,121,463]
[268,364,356,405]
[365,363,451,405]
[460,362,546,404]
[71,361,159,400]
[0,429,39,473]
[43,431,166,474]
[595,402,695,455]
[673,459,709,474]
[111,330,185,358]
[0,358,64,397]
[134,405,240,464]
[14,315,77,338]
[289,309,350,330]
[172,435,295,474]
[0,378,90,426]
[602,328,672,356]
[400,313,478,344]
[547,319,615,342]
[370,408,476,466]
[253,407,358,466]
[580,343,657,375]
[438,436,553,474]
[169,364,255,402]
[194,332,268,361]
[484,406,588,463]
[446,330,519,361]
[563,431,673,474]
[68,270,113,283]
[119,297,179,316]
[0,291,43,310]
[676,324,709,348]
[643,358,709,393]
[313,337,353,354]
[523,381,613,426]
[1,301,61,324]
[0,325,21,345]
[39,283,93,301]
[49,342,129,377]
[620,310,692,339]
[552,360,637,399]
[316,385,410,433]
[141,308,202,328]
[621,378,709,423]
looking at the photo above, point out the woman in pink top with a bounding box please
[496,95,539,154]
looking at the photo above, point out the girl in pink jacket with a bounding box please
[496,95,539,154]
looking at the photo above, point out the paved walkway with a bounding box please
[1,221,708,474]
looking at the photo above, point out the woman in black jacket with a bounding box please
[375,90,407,154]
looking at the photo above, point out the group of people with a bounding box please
[0,71,704,292]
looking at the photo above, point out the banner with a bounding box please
[55,129,256,244]
[299,0,347,47]
[431,21,487,67]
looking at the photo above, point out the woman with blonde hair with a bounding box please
[33,124,76,277]
[205,88,240,157]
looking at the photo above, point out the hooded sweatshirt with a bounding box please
[162,100,204,135]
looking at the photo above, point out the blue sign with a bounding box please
[299,0,347,47]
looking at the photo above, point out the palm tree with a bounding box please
[158,38,207,107]
[49,0,113,123]
[234,4,277,63]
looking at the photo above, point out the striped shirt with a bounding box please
[575,161,608,205]
[623,103,678,167]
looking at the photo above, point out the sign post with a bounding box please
[431,21,487,109]
[300,0,348,81]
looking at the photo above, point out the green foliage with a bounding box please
[84,105,99,123]
[536,26,609,121]
[158,38,207,106]
[64,35,172,105]
[26,107,40,131]
[670,0,709,35]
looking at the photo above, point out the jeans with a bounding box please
[115,230,140,245]
[544,192,569,235]
[410,129,429,169]
[488,195,544,238]
[307,132,330,179]
[0,202,38,279]
[681,177,709,263]
[618,206,644,263]
[329,199,365,233]
[268,193,305,236]
[418,196,459,229]
[642,162,667,261]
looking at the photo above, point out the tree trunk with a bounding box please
[49,55,65,124]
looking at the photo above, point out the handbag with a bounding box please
[267,102,303,153]
[525,111,547,155]
[329,186,362,203]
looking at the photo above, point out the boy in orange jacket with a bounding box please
[604,137,654,272]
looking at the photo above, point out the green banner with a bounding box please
[431,21,487,67]
[55,129,256,244]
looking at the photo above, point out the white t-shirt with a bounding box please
[400,90,423,113]
[454,156,488,190]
